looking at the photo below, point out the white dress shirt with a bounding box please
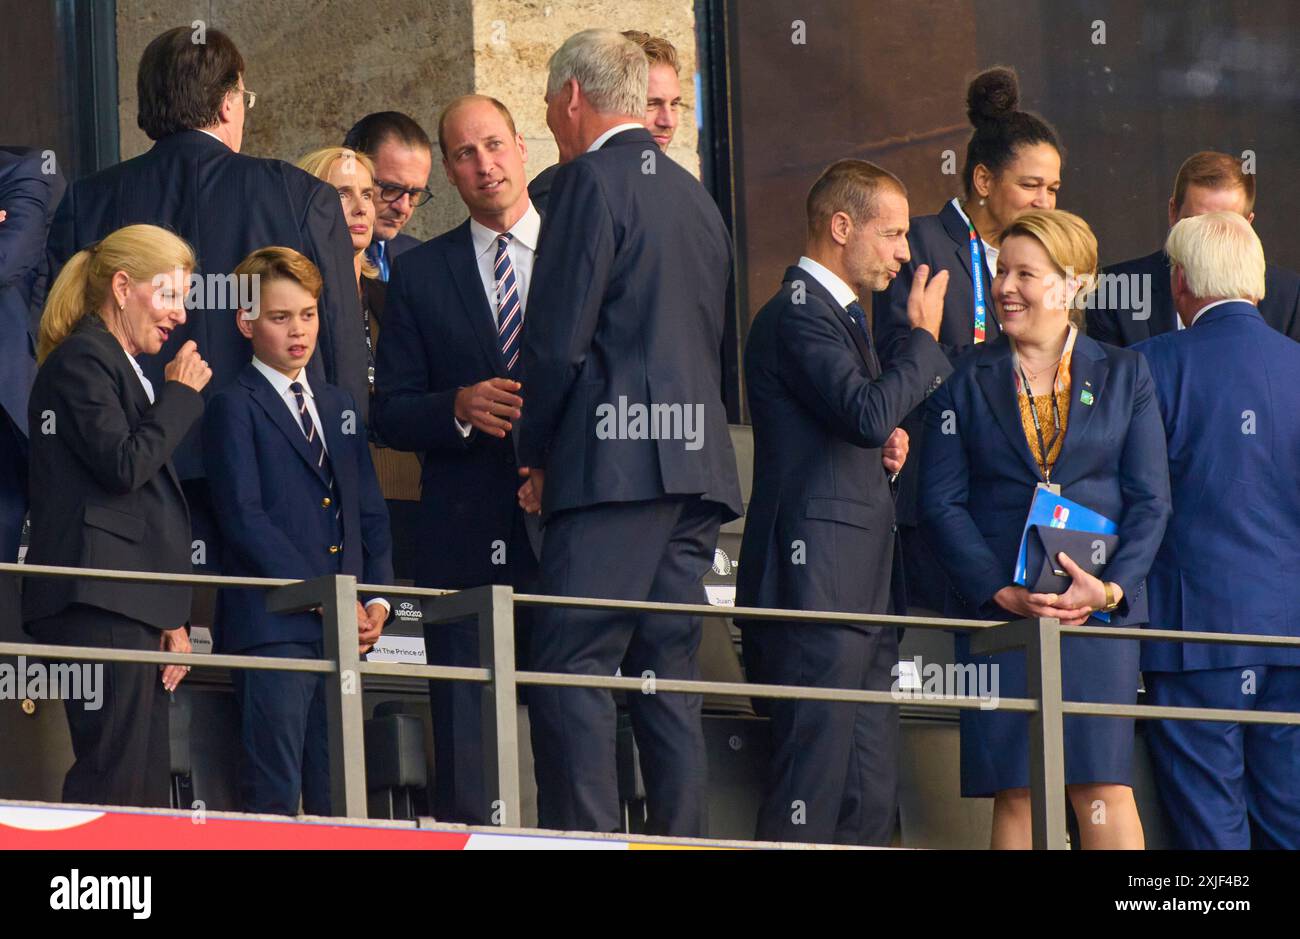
[125,350,155,404]
[253,358,327,453]
[469,202,542,328]
[587,122,644,153]
[455,204,542,438]
[251,357,389,615]
[797,255,858,310]
[950,197,999,277]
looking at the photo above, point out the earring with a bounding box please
[979,198,986,207]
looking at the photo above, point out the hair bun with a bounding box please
[966,66,1020,126]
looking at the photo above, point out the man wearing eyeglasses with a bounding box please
[343,112,434,282]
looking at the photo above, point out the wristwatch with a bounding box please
[1101,582,1121,613]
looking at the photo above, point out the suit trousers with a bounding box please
[743,620,900,846]
[27,604,171,808]
[424,509,537,825]
[528,496,722,836]
[232,640,330,816]
[1145,666,1300,849]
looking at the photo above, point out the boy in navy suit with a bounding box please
[204,247,393,816]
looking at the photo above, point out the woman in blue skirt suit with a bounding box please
[920,210,1171,848]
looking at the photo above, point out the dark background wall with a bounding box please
[725,0,1300,344]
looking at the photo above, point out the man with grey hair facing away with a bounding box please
[1136,211,1300,849]
[516,28,742,836]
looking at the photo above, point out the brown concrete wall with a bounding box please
[116,1,699,240]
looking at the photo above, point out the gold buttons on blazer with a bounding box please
[321,497,332,508]
[329,545,340,554]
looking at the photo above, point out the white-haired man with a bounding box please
[516,28,742,837]
[1136,211,1300,849]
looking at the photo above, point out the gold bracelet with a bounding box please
[1101,582,1119,613]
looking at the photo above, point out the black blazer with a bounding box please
[1086,249,1300,346]
[23,317,202,628]
[373,220,533,588]
[737,266,951,619]
[45,130,368,478]
[518,127,742,520]
[872,199,1003,526]
[0,146,65,435]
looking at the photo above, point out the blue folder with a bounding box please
[1014,487,1118,622]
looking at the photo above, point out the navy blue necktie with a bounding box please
[494,234,522,375]
[846,300,872,345]
[846,300,881,373]
[290,382,340,522]
[367,240,389,282]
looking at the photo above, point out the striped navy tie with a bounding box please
[494,233,522,375]
[290,382,340,523]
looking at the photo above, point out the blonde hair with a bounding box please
[39,224,194,362]
[296,146,379,280]
[1165,211,1266,303]
[1001,209,1098,325]
[233,246,323,311]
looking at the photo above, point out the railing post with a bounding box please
[479,584,521,828]
[1024,616,1067,850]
[322,574,368,819]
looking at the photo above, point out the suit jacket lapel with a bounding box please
[786,266,879,378]
[243,366,329,485]
[448,221,508,375]
[974,341,1044,481]
[838,306,881,378]
[939,200,1000,343]
[1051,338,1109,485]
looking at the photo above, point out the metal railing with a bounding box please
[4,560,1300,850]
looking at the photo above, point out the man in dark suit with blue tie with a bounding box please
[0,146,64,570]
[372,94,540,825]
[738,160,951,845]
[1088,151,1300,346]
[343,112,434,280]
[46,26,367,503]
[204,248,392,816]
[1136,211,1300,849]
[515,29,742,836]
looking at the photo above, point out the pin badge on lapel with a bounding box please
[1080,380,1094,407]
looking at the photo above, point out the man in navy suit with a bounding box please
[515,29,742,836]
[343,112,433,280]
[373,94,540,825]
[738,160,951,845]
[0,146,64,569]
[204,248,392,816]
[1136,212,1300,849]
[46,26,367,489]
[1089,151,1300,346]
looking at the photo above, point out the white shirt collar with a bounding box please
[950,196,998,254]
[587,122,644,153]
[197,128,229,147]
[797,256,858,311]
[470,200,542,260]
[252,357,310,398]
[1190,298,1253,328]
